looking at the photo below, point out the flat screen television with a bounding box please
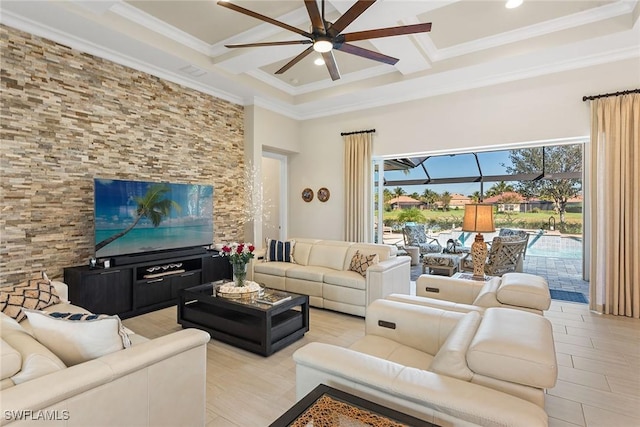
[94,178,214,259]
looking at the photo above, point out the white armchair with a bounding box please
[293,299,556,427]
[392,272,551,315]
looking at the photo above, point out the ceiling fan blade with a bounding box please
[336,43,398,65]
[304,0,325,33]
[342,23,432,42]
[275,46,314,75]
[331,0,376,35]
[225,40,312,49]
[322,50,341,81]
[218,1,312,39]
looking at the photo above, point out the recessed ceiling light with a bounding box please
[314,57,325,66]
[505,0,523,8]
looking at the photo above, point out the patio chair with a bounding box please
[402,224,442,257]
[461,235,528,277]
[498,228,530,259]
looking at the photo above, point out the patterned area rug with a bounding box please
[550,289,588,304]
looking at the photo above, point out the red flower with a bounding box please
[220,242,255,265]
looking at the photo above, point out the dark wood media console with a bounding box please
[64,250,231,319]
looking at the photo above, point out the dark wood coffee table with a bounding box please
[270,384,437,427]
[178,282,309,356]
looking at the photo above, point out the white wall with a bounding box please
[288,58,640,240]
[253,106,300,153]
[245,105,300,244]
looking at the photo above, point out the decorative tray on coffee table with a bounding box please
[215,280,263,302]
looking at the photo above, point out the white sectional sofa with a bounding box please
[251,238,411,316]
[1,280,210,426]
[294,299,557,427]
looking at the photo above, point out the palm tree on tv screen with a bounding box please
[95,184,181,252]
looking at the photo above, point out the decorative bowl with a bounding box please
[215,281,262,302]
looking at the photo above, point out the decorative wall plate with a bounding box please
[302,188,314,202]
[317,187,330,202]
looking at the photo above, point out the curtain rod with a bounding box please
[340,129,376,136]
[582,88,640,102]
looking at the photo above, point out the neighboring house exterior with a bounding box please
[525,194,584,213]
[449,193,471,209]
[388,196,423,210]
[484,193,584,213]
[484,192,524,212]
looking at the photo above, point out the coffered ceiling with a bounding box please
[2,1,639,119]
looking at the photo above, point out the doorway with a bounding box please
[262,152,287,242]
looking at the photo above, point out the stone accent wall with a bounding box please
[0,25,246,286]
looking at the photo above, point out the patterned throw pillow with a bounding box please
[24,310,131,366]
[349,250,379,277]
[0,277,61,322]
[266,239,295,262]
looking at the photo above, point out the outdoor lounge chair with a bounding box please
[461,235,528,276]
[402,224,442,257]
[498,228,530,259]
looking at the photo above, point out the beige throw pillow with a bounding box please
[24,310,131,366]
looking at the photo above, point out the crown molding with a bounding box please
[2,2,638,122]
[0,10,244,106]
[436,1,635,60]
[251,96,299,120]
[293,34,640,120]
[109,2,211,56]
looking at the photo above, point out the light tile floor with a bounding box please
[544,300,640,426]
[124,300,640,426]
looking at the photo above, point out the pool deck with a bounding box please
[386,231,590,304]
[522,255,589,302]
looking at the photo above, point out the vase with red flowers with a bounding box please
[221,242,255,287]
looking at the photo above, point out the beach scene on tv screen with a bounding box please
[94,179,214,258]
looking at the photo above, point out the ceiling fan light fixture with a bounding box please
[313,39,333,53]
[505,0,523,8]
[314,57,325,66]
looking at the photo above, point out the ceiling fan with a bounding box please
[218,0,432,81]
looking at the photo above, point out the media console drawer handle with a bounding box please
[181,272,195,277]
[100,270,121,275]
[146,278,164,284]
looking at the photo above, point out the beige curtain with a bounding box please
[344,132,373,242]
[589,92,640,317]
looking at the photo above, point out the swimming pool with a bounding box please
[525,234,583,259]
[442,231,583,260]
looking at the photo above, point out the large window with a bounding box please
[373,143,583,241]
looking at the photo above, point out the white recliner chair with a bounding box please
[392,272,551,315]
[293,299,557,427]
